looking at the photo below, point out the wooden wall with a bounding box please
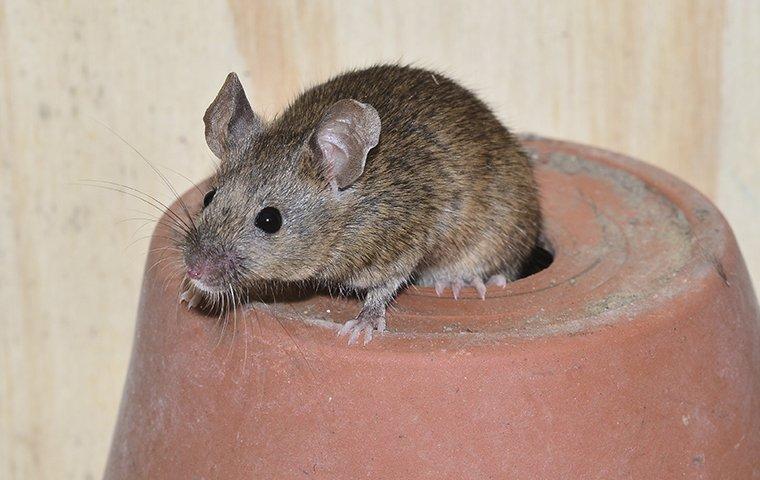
[1,1,757,478]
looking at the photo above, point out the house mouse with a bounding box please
[178,64,541,345]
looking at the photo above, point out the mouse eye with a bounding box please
[203,188,216,208]
[255,207,282,234]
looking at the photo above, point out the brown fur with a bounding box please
[180,65,541,340]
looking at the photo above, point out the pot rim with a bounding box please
[149,135,734,351]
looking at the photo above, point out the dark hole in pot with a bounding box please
[518,240,554,279]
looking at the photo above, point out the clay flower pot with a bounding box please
[104,137,760,478]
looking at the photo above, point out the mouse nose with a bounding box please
[186,257,228,284]
[186,257,214,280]
[187,264,205,280]
[185,251,236,287]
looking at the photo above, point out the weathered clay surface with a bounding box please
[104,137,760,479]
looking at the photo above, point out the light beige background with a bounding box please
[1,1,758,478]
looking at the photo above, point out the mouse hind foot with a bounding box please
[433,274,509,300]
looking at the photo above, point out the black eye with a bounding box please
[203,188,216,208]
[255,207,282,234]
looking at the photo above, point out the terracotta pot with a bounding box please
[104,137,760,479]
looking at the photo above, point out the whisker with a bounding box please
[78,179,192,234]
[224,283,238,365]
[146,255,181,276]
[117,215,184,234]
[160,164,206,198]
[160,264,185,295]
[77,187,190,245]
[125,234,181,251]
[270,289,313,377]
[91,118,197,230]
[126,220,185,244]
[147,245,182,255]
[214,290,228,350]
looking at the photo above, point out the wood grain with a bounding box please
[0,1,757,478]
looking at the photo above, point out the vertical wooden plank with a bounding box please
[0,1,246,478]
[717,0,760,286]
[228,0,725,197]
[0,3,40,478]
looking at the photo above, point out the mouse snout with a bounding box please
[184,251,238,292]
[186,263,207,280]
[185,258,218,282]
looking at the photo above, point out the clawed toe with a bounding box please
[434,274,508,299]
[338,319,358,337]
[487,274,507,288]
[471,277,487,299]
[451,279,464,299]
[338,313,385,345]
[179,283,204,309]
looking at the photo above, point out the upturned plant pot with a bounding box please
[104,137,760,479]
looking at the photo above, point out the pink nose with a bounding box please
[187,264,205,280]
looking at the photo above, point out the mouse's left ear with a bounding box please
[204,72,263,160]
[310,99,381,190]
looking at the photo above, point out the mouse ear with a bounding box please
[204,72,263,159]
[310,99,381,190]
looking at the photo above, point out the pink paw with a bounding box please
[179,282,204,309]
[434,274,508,300]
[338,310,386,345]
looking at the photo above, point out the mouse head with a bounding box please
[179,73,381,295]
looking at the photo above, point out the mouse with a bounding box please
[178,64,541,345]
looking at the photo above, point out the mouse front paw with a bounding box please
[179,281,204,309]
[337,308,386,346]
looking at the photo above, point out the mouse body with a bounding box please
[179,64,541,344]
